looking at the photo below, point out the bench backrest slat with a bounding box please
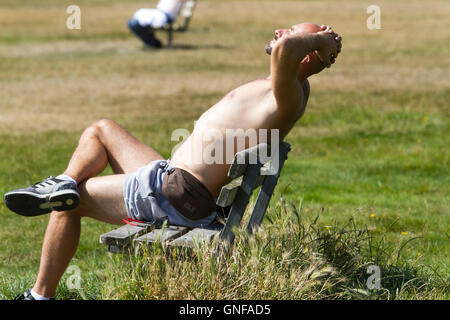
[227,143,271,179]
[216,167,271,208]
[180,0,196,18]
[171,0,196,30]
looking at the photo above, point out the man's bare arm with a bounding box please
[270,33,317,112]
[270,29,338,112]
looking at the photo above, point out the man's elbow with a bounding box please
[271,37,293,59]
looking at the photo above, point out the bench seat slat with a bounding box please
[134,226,188,246]
[99,224,148,246]
[168,227,221,248]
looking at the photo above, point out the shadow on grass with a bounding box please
[143,43,235,51]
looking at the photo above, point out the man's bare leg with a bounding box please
[31,119,164,298]
[32,175,127,298]
[64,119,164,182]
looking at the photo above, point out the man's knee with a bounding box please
[88,119,118,137]
[78,119,117,145]
[94,118,118,130]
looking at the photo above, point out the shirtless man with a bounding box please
[5,22,341,300]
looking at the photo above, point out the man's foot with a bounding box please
[4,177,80,217]
[127,19,163,49]
[14,289,55,300]
[142,41,162,50]
[148,37,162,49]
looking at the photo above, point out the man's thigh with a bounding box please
[75,174,127,225]
[95,119,164,174]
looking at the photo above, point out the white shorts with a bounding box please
[123,160,217,228]
[133,9,170,28]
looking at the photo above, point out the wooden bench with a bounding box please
[160,0,197,47]
[99,141,291,255]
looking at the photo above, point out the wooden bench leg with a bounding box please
[246,142,291,234]
[216,162,262,255]
[167,23,173,47]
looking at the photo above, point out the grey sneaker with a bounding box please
[4,177,80,217]
[14,289,36,300]
[14,289,55,300]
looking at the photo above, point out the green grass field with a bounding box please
[0,0,448,299]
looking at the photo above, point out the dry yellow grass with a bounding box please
[0,0,448,300]
[0,0,449,134]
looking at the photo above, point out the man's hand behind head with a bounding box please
[314,26,342,68]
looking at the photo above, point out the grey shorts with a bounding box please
[123,159,216,228]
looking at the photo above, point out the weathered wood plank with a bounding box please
[134,226,188,247]
[215,174,268,208]
[180,0,196,18]
[99,224,148,247]
[228,143,270,179]
[246,142,291,234]
[215,178,242,208]
[168,227,221,248]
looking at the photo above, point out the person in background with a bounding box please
[128,0,185,48]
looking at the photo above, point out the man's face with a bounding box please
[265,23,327,75]
[265,27,294,55]
[265,23,322,55]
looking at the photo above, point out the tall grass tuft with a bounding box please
[102,199,448,300]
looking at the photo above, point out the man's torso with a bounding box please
[170,77,306,196]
